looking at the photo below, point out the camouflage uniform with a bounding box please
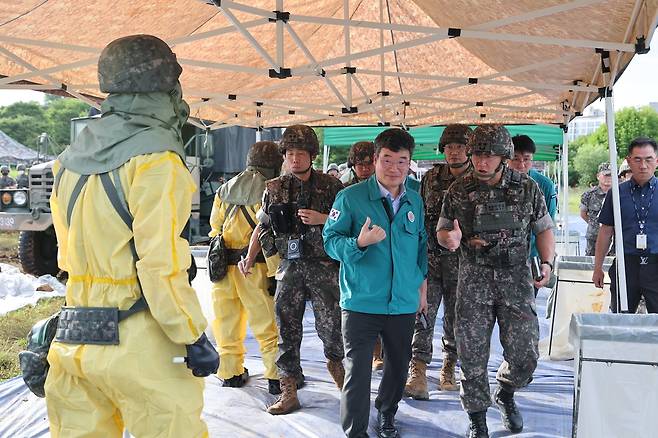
[261,161,344,380]
[342,141,374,187]
[0,175,15,188]
[415,163,470,364]
[580,186,608,256]
[438,164,553,414]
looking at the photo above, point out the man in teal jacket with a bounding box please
[324,128,428,438]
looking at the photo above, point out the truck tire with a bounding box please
[19,226,59,277]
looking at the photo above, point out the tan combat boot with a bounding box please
[327,359,345,389]
[404,358,429,400]
[267,376,301,415]
[439,353,459,391]
[372,338,384,371]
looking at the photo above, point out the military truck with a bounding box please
[1,116,275,276]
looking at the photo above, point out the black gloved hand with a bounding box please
[185,333,219,377]
[267,277,277,296]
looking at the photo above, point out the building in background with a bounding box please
[567,107,605,141]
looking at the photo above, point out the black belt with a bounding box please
[54,296,147,345]
[226,248,265,265]
[625,254,658,265]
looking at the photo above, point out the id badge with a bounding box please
[636,234,647,250]
[287,238,301,259]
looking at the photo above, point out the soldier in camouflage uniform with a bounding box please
[0,165,16,188]
[437,125,555,438]
[341,141,375,186]
[258,125,345,415]
[405,124,472,400]
[16,164,29,188]
[580,162,613,256]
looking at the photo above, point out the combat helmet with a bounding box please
[468,124,514,159]
[438,124,473,153]
[247,141,284,171]
[98,34,182,93]
[348,141,374,167]
[17,164,26,172]
[0,165,9,175]
[278,125,319,157]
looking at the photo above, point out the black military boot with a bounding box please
[222,368,249,387]
[493,386,523,433]
[467,411,489,438]
[375,410,399,438]
[268,379,281,395]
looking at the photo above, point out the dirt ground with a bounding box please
[0,231,21,270]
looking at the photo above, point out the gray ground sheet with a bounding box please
[0,288,572,438]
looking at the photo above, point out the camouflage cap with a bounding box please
[348,141,375,166]
[438,124,473,152]
[598,162,612,175]
[98,34,182,93]
[468,124,514,159]
[247,141,284,170]
[278,125,319,156]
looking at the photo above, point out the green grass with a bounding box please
[567,186,587,215]
[0,231,19,251]
[0,297,65,381]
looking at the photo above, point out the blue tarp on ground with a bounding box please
[0,281,572,438]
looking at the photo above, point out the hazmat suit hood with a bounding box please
[59,83,189,174]
[219,166,277,206]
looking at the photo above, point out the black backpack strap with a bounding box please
[66,174,89,227]
[240,205,258,230]
[54,165,65,197]
[99,171,147,316]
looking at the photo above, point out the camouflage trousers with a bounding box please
[586,236,614,257]
[274,258,344,378]
[455,262,539,413]
[411,255,458,364]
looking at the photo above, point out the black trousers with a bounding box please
[340,310,415,438]
[609,256,658,313]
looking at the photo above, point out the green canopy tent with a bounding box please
[322,125,562,161]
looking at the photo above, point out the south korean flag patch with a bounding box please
[329,208,341,221]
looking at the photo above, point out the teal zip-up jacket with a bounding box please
[323,175,428,315]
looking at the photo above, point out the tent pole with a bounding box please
[323,145,330,172]
[561,128,570,254]
[604,87,628,311]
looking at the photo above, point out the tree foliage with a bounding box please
[568,106,658,186]
[0,96,89,153]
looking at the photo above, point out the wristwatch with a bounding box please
[541,260,554,272]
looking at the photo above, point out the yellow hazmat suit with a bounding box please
[46,153,209,438]
[209,193,279,381]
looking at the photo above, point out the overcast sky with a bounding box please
[1,43,657,112]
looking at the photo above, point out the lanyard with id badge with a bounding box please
[287,174,313,259]
[631,182,655,250]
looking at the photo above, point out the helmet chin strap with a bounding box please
[449,159,469,169]
[292,162,313,177]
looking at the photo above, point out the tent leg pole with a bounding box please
[323,144,329,172]
[604,87,628,312]
[562,128,570,254]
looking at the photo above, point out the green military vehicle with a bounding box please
[0,116,259,277]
